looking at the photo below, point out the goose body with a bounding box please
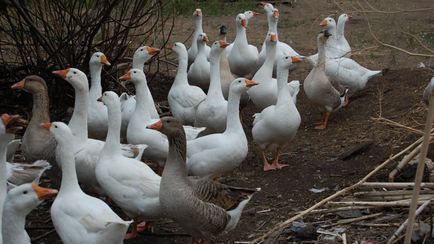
[6,160,51,185]
[188,33,211,89]
[228,13,259,77]
[248,33,300,109]
[423,77,434,105]
[45,122,131,244]
[303,31,348,129]
[194,40,229,134]
[187,78,258,177]
[2,182,57,244]
[52,68,145,193]
[168,42,206,125]
[87,52,111,140]
[11,76,56,163]
[252,56,302,171]
[97,91,160,239]
[147,117,260,243]
[188,9,211,64]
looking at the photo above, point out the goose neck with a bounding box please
[208,53,225,99]
[31,91,50,124]
[234,25,248,46]
[57,144,82,195]
[225,89,243,134]
[68,86,88,142]
[133,81,151,120]
[102,103,122,156]
[89,64,103,101]
[2,207,28,244]
[132,60,144,72]
[317,38,326,69]
[267,15,278,34]
[163,133,188,178]
[336,20,345,39]
[174,51,189,86]
[276,66,293,107]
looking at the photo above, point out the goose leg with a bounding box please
[314,112,330,130]
[137,221,153,232]
[262,150,275,171]
[124,220,140,240]
[270,146,288,169]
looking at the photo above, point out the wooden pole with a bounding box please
[404,95,434,244]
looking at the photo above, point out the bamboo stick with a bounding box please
[404,94,434,244]
[361,182,434,189]
[321,212,383,228]
[388,200,431,244]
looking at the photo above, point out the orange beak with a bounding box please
[241,19,247,28]
[52,69,69,79]
[348,13,353,20]
[32,182,58,200]
[40,122,52,129]
[167,43,173,50]
[320,19,328,27]
[273,10,279,18]
[97,96,103,102]
[270,34,277,42]
[147,47,160,55]
[219,40,230,48]
[119,71,131,81]
[202,35,209,42]
[100,55,111,66]
[244,79,258,87]
[146,120,162,130]
[291,56,303,63]
[252,11,260,16]
[11,79,25,90]
[1,113,14,126]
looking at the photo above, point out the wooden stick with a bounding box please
[372,117,425,135]
[389,145,422,182]
[357,194,434,201]
[388,199,431,244]
[361,182,434,189]
[354,190,434,197]
[305,206,378,214]
[404,95,434,243]
[328,199,429,207]
[321,212,382,228]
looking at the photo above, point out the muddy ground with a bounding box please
[16,0,434,243]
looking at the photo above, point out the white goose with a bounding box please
[248,32,300,109]
[2,182,57,244]
[336,13,352,58]
[187,78,258,177]
[87,52,111,140]
[218,25,235,99]
[188,9,211,64]
[123,69,204,167]
[188,33,211,89]
[52,68,145,193]
[194,40,229,135]
[97,91,160,240]
[43,121,132,244]
[120,46,161,139]
[252,56,302,172]
[258,4,300,72]
[228,13,259,77]
[168,42,206,125]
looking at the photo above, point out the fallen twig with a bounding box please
[321,212,383,228]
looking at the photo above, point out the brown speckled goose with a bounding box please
[11,76,56,163]
[303,30,348,129]
[147,117,260,243]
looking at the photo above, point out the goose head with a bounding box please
[265,32,278,46]
[244,10,259,21]
[1,114,24,144]
[52,68,88,92]
[278,55,304,70]
[320,17,337,32]
[210,40,229,60]
[11,75,48,94]
[218,25,227,36]
[133,46,160,66]
[271,8,279,21]
[193,8,202,18]
[168,42,188,59]
[89,52,110,67]
[196,33,209,47]
[98,91,120,109]
[230,78,258,94]
[147,116,184,138]
[260,1,274,14]
[119,68,146,86]
[41,121,73,145]
[318,30,332,45]
[235,13,248,29]
[6,182,57,214]
[338,13,352,23]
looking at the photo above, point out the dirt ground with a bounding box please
[19,0,434,243]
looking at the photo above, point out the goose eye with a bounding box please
[54,125,58,128]
[23,190,28,194]
[96,55,100,58]
[133,71,137,74]
[285,57,289,59]
[238,80,241,83]
[73,71,77,74]
[140,48,144,51]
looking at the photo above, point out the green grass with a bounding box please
[163,0,258,16]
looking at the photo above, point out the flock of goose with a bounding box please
[0,2,390,244]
